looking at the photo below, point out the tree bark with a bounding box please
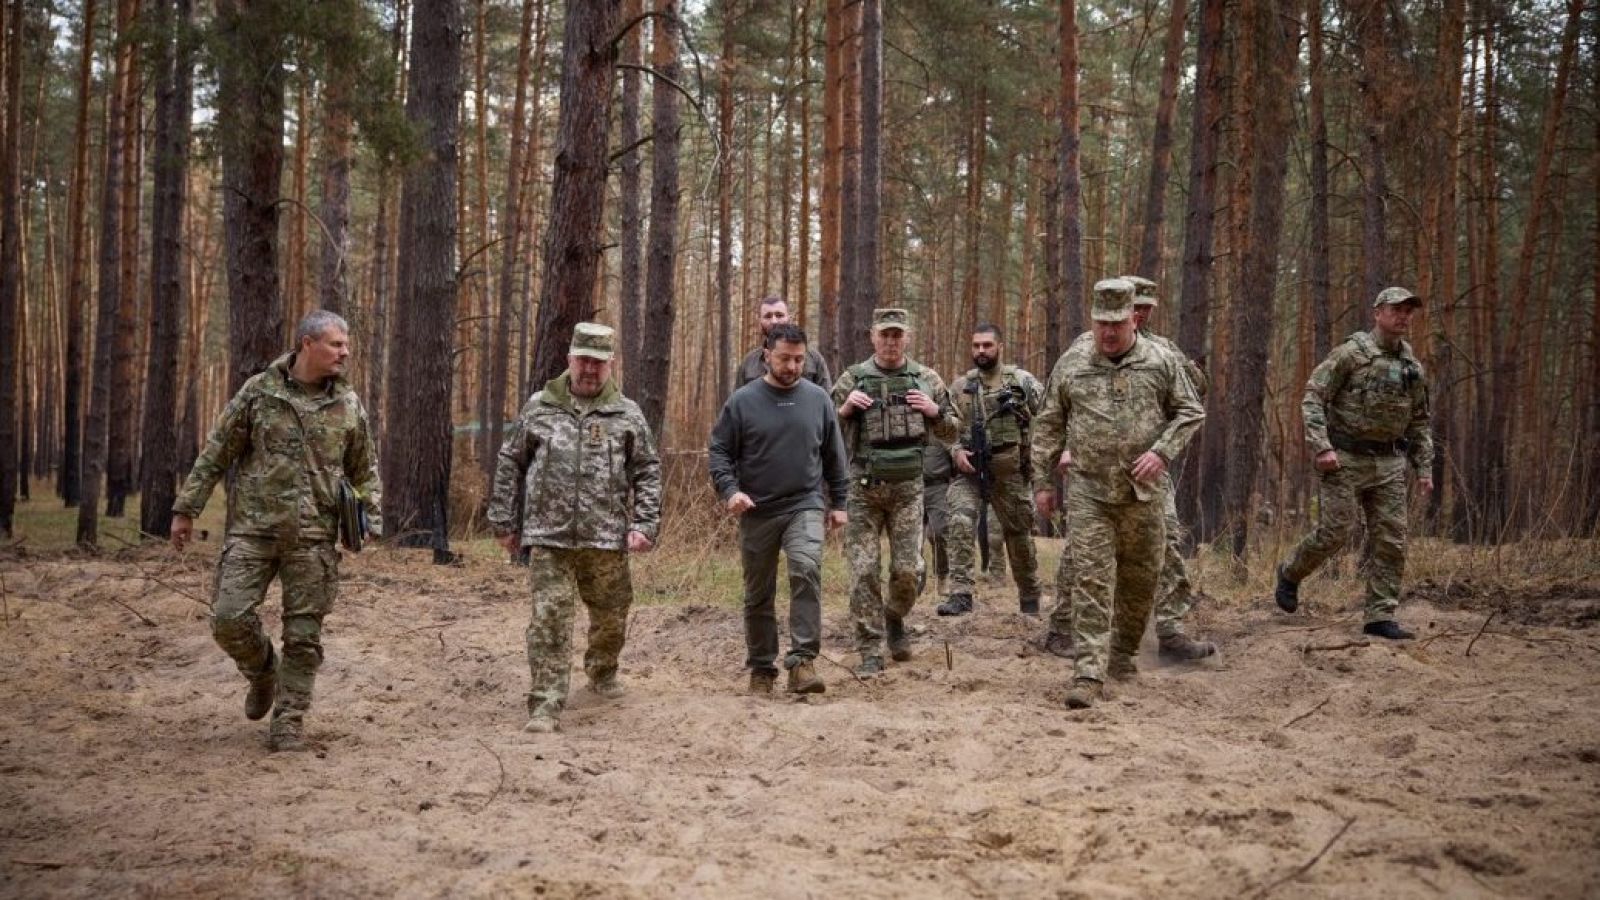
[856,0,882,348]
[1059,0,1085,344]
[318,60,354,314]
[526,0,621,391]
[820,0,841,365]
[58,0,96,507]
[1307,0,1331,360]
[1222,0,1298,559]
[1135,0,1188,281]
[715,3,736,402]
[637,0,680,437]
[384,0,463,556]
[106,0,144,518]
[617,0,643,380]
[0,0,21,533]
[1352,0,1389,304]
[139,0,193,540]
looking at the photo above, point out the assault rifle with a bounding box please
[963,382,1030,572]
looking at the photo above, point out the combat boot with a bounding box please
[1158,632,1217,662]
[268,717,307,753]
[786,660,826,694]
[1019,594,1041,616]
[590,675,626,700]
[245,646,278,721]
[1107,655,1138,681]
[749,670,777,694]
[936,593,974,617]
[1363,620,1415,641]
[523,714,561,733]
[855,655,886,677]
[1275,564,1300,613]
[1043,630,1075,660]
[885,613,912,662]
[1064,678,1103,709]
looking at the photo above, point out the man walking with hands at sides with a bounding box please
[1275,287,1433,640]
[833,309,959,676]
[936,324,1046,617]
[710,323,850,695]
[734,295,833,392]
[171,310,382,752]
[1032,280,1205,709]
[488,323,662,734]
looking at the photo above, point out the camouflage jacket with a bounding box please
[1069,327,1208,398]
[1303,330,1433,473]
[1031,334,1206,502]
[735,346,834,394]
[487,373,662,550]
[947,364,1046,456]
[831,357,959,474]
[173,352,383,543]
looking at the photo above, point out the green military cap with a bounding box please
[569,322,615,360]
[1373,286,1422,309]
[871,308,911,333]
[1090,278,1136,323]
[1120,275,1159,307]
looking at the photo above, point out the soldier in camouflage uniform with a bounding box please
[488,323,662,733]
[734,296,833,392]
[171,310,382,753]
[936,324,1046,617]
[1276,287,1433,640]
[833,308,959,675]
[1032,280,1206,709]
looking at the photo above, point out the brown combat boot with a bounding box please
[589,675,626,700]
[786,660,826,694]
[748,670,776,694]
[1107,655,1138,681]
[244,646,278,721]
[1158,632,1217,662]
[1043,630,1075,660]
[1064,678,1104,710]
[886,613,912,662]
[268,717,308,753]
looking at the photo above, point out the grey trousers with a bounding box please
[740,508,825,673]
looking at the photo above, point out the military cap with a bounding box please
[569,322,615,360]
[1373,286,1422,309]
[1090,278,1136,323]
[871,308,911,333]
[1121,275,1160,307]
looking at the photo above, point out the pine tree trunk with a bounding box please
[319,64,354,315]
[1307,0,1332,360]
[1042,137,1062,367]
[0,0,21,534]
[715,7,736,401]
[1353,0,1388,303]
[616,0,643,380]
[636,0,680,437]
[856,0,882,335]
[106,4,143,519]
[1058,0,1085,344]
[1135,0,1187,281]
[796,0,811,328]
[1429,0,1465,529]
[59,0,96,507]
[139,0,193,540]
[526,0,621,391]
[383,0,463,556]
[1222,0,1297,560]
[820,0,841,365]
[837,0,865,363]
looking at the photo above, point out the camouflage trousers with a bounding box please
[211,536,339,732]
[525,546,633,718]
[945,465,1041,601]
[923,478,950,585]
[1065,483,1165,683]
[1050,474,1196,638]
[846,477,924,655]
[1281,451,1409,623]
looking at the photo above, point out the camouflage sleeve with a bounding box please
[1302,346,1353,455]
[811,349,834,395]
[1020,370,1047,415]
[626,407,663,542]
[924,369,960,444]
[345,395,384,536]
[486,403,536,536]
[1029,362,1071,493]
[1406,368,1434,475]
[1184,357,1209,401]
[172,389,254,518]
[946,375,969,450]
[1152,355,1206,462]
[830,365,857,407]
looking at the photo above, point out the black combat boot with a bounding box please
[936,593,974,617]
[885,613,912,661]
[1274,564,1300,613]
[1019,594,1040,616]
[1363,620,1415,641]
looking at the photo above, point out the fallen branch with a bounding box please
[1281,694,1332,729]
[110,597,158,628]
[817,651,870,687]
[1252,816,1355,897]
[1464,611,1497,657]
[1302,640,1368,653]
[473,739,506,814]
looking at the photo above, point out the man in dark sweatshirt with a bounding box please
[709,323,850,695]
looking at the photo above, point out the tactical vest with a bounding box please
[850,362,931,482]
[962,366,1027,448]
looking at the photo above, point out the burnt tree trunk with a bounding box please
[383,0,462,556]
[636,0,681,437]
[526,0,621,391]
[139,0,193,539]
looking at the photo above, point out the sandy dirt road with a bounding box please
[2,544,1597,898]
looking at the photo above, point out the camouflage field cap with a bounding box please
[1373,286,1422,309]
[1090,278,1136,323]
[570,322,615,360]
[872,308,911,333]
[1121,275,1159,307]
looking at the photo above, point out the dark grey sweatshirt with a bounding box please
[708,378,849,518]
